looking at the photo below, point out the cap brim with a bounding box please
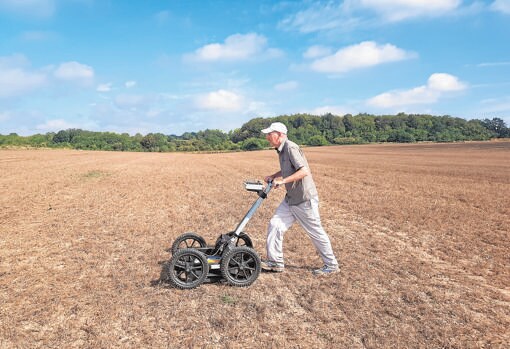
[261,127,273,134]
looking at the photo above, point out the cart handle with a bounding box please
[232,179,273,236]
[259,179,273,198]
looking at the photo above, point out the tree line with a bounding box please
[1,113,508,152]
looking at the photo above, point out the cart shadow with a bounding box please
[260,263,314,273]
[150,259,173,287]
[150,260,316,288]
[286,263,315,271]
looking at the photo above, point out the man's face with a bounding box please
[265,131,281,148]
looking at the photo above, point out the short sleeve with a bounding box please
[287,144,306,170]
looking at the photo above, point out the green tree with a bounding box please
[481,117,509,138]
[333,136,363,145]
[230,118,269,143]
[141,133,169,152]
[53,130,71,143]
[241,137,268,151]
[388,130,416,143]
[307,135,329,146]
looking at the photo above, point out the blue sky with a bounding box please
[1,0,509,136]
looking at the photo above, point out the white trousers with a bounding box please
[266,197,338,268]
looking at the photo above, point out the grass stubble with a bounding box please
[0,141,509,348]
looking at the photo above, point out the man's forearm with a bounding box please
[271,170,282,179]
[281,167,310,184]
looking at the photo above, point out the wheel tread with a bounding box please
[220,246,261,287]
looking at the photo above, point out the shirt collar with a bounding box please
[276,139,286,154]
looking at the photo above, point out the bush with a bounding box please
[388,130,416,143]
[241,137,268,151]
[333,137,363,145]
[307,135,329,146]
[141,133,169,152]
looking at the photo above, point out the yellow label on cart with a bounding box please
[208,256,221,264]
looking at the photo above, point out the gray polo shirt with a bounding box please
[277,139,318,205]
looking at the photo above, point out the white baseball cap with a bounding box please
[261,122,288,134]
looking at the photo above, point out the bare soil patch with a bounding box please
[1,142,509,348]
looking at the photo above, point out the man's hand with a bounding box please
[273,178,285,188]
[265,176,283,188]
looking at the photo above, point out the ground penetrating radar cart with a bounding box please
[163,180,273,289]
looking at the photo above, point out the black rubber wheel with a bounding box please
[171,232,207,255]
[167,248,209,289]
[233,232,253,248]
[220,246,261,287]
[214,232,253,249]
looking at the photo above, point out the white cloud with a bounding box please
[280,0,463,33]
[279,1,360,33]
[0,54,47,98]
[114,94,149,109]
[154,10,170,23]
[186,33,282,62]
[309,105,352,116]
[427,73,466,92]
[367,73,467,108]
[125,80,137,88]
[359,0,461,21]
[303,45,332,59]
[0,54,33,71]
[0,110,12,122]
[0,0,56,17]
[311,41,415,73]
[274,81,298,91]
[480,96,510,113]
[476,61,510,67]
[473,97,510,127]
[369,86,436,107]
[194,90,244,111]
[36,118,98,132]
[0,68,47,98]
[246,101,269,115]
[146,108,163,118]
[0,55,97,98]
[36,119,77,131]
[491,0,510,14]
[54,61,94,83]
[96,83,112,92]
[20,30,56,41]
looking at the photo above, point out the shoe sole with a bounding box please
[261,266,284,273]
[313,269,340,275]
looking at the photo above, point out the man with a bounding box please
[261,122,339,275]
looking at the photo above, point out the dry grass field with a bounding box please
[1,141,509,348]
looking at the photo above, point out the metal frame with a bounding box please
[166,180,274,288]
